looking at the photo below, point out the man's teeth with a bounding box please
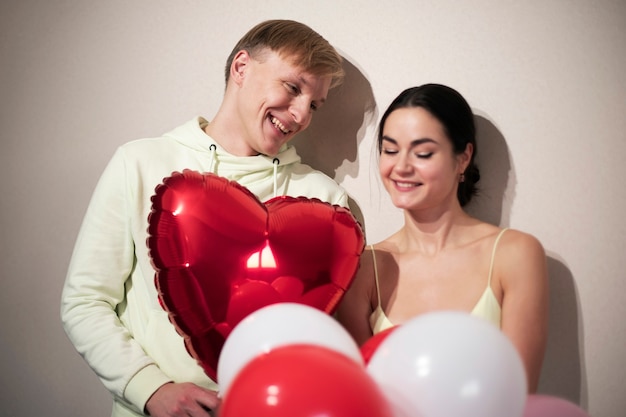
[271,117,290,134]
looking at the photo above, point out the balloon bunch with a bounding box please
[216,305,590,417]
[216,303,393,417]
[148,172,589,417]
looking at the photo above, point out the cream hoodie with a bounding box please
[61,117,348,416]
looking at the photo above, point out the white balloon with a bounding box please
[367,311,527,417]
[217,302,363,396]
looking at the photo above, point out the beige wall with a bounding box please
[1,1,624,416]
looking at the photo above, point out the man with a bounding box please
[61,20,346,417]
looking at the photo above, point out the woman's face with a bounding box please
[379,107,471,211]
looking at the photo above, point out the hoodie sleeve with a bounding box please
[60,148,172,413]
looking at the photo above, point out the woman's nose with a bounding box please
[393,153,413,174]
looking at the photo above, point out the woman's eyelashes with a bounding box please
[381,148,433,158]
[382,147,399,155]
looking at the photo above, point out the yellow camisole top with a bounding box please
[369,228,507,333]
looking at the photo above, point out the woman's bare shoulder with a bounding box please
[500,228,545,256]
[497,228,548,289]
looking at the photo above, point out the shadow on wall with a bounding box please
[539,256,587,407]
[464,115,514,227]
[291,57,376,231]
[465,115,586,406]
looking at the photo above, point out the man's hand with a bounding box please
[145,382,220,417]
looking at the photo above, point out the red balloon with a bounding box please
[523,394,590,417]
[147,170,364,381]
[359,326,398,364]
[219,344,394,417]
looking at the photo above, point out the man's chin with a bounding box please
[258,141,289,157]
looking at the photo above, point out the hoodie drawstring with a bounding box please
[207,143,280,198]
[208,144,217,173]
[272,158,280,198]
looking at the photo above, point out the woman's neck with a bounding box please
[397,205,476,256]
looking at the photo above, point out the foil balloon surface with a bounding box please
[147,170,364,381]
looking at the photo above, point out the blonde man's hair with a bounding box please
[225,19,345,88]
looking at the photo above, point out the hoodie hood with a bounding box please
[163,117,303,200]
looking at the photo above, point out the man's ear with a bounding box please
[230,50,250,86]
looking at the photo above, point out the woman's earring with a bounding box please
[459,173,465,183]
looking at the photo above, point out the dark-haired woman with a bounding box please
[337,84,548,392]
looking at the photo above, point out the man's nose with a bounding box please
[290,98,312,127]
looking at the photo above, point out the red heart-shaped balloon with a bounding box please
[147,170,364,381]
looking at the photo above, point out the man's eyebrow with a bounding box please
[297,75,309,87]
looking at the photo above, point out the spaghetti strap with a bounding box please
[368,244,396,334]
[487,228,509,286]
[370,244,382,309]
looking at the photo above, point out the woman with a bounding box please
[337,84,548,392]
